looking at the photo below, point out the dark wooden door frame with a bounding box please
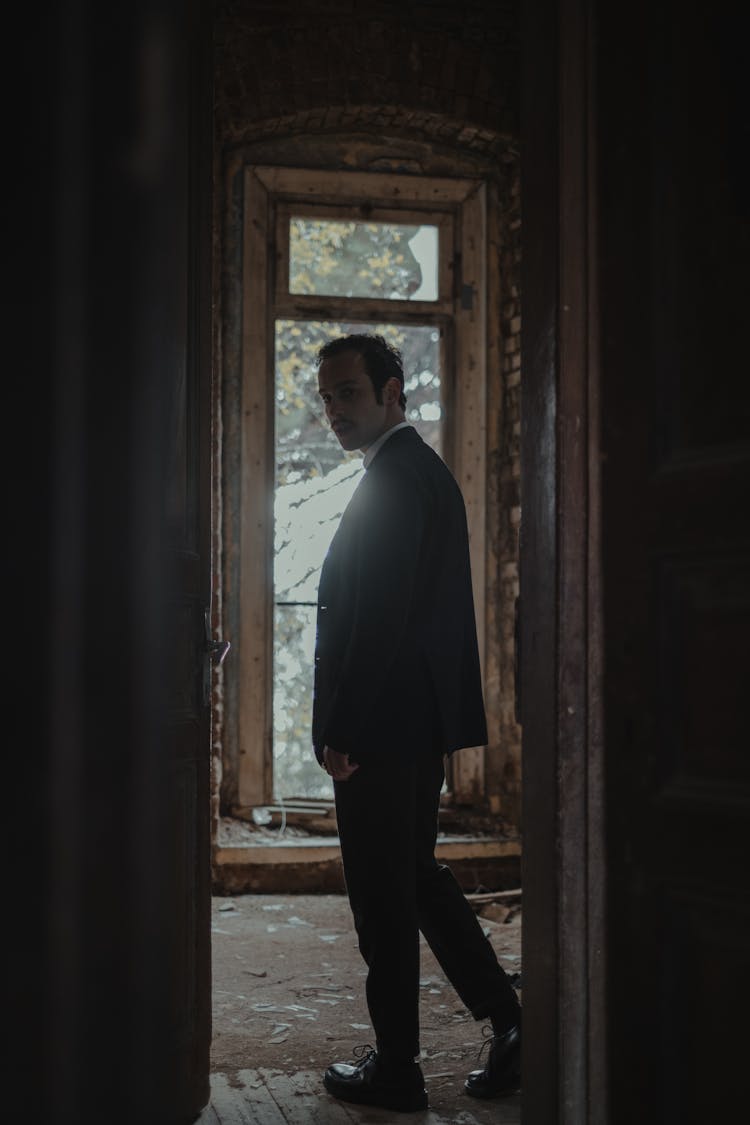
[6,3,215,1122]
[520,1,607,1122]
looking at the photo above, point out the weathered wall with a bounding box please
[485,165,522,827]
[215,0,518,148]
[211,0,522,831]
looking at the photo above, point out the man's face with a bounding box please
[318,350,394,452]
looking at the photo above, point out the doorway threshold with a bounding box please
[212,819,521,895]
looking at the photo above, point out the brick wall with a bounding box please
[494,168,522,824]
[215,0,519,148]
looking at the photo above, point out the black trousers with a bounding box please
[334,737,521,1063]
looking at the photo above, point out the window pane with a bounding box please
[289,219,439,301]
[273,319,442,799]
[273,604,330,799]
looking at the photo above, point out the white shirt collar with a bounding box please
[362,422,412,468]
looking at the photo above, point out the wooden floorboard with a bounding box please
[200,1069,521,1124]
[262,1069,360,1124]
[196,1103,221,1125]
[210,1071,282,1124]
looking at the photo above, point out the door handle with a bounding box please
[207,638,231,667]
[204,608,230,666]
[203,608,230,708]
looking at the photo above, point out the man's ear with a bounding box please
[384,376,400,405]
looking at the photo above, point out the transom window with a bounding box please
[288,217,440,301]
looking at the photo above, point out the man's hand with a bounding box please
[322,746,360,782]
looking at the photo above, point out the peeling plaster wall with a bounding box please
[211,0,522,831]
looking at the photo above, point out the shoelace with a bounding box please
[476,1024,496,1064]
[352,1043,376,1067]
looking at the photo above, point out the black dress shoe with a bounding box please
[324,1047,428,1112]
[465,1023,521,1098]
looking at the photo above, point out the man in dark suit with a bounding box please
[313,334,522,1113]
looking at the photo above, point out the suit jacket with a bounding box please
[312,426,488,763]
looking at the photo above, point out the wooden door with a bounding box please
[521,1,749,1122]
[597,3,750,1121]
[7,3,215,1122]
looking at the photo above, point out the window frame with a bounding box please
[238,166,488,808]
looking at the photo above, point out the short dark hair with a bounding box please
[317,333,407,409]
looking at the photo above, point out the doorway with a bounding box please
[229,166,494,815]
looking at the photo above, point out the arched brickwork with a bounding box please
[215,0,519,149]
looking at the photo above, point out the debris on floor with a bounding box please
[209,893,522,1124]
